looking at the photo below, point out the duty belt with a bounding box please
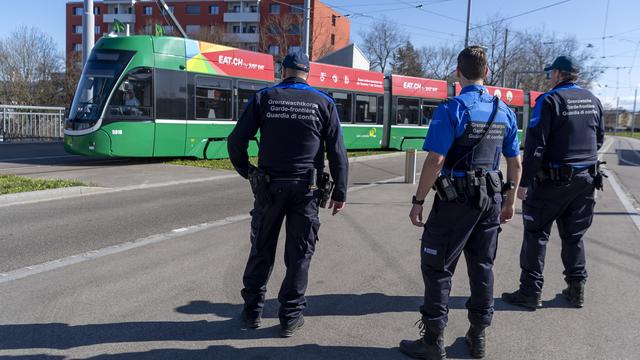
[538,164,597,182]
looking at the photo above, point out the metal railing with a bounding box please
[0,105,65,142]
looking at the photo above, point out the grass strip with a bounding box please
[0,175,84,196]
[608,131,640,140]
[167,150,398,170]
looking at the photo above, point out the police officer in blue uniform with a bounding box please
[228,51,348,337]
[400,46,522,359]
[503,56,605,310]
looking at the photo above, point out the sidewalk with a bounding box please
[0,174,639,359]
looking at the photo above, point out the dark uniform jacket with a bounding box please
[228,77,349,202]
[520,82,604,187]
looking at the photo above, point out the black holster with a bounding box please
[592,161,607,191]
[248,166,272,206]
[317,172,335,208]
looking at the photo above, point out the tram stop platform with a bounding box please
[1,141,640,360]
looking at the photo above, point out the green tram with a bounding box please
[64,35,531,159]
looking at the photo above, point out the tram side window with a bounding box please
[514,108,524,129]
[156,69,187,119]
[106,67,153,120]
[237,80,268,116]
[355,94,378,124]
[195,76,232,120]
[331,91,352,123]
[396,97,420,125]
[421,103,438,126]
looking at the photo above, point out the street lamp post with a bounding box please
[464,0,471,47]
[82,0,95,64]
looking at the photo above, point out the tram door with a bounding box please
[154,69,187,156]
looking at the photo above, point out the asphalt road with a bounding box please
[0,139,639,359]
[0,145,417,273]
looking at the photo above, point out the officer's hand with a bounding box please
[500,203,515,224]
[409,204,424,227]
[517,187,528,201]
[329,200,345,216]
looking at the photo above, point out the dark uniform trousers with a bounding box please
[519,172,595,297]
[241,180,320,326]
[420,195,502,332]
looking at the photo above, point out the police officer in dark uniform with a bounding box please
[228,51,348,337]
[400,46,522,359]
[503,56,605,310]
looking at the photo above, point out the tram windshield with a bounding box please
[66,50,134,131]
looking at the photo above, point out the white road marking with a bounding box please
[599,137,640,232]
[0,173,410,283]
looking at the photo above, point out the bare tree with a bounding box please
[61,51,83,107]
[358,17,408,73]
[191,25,229,46]
[420,42,461,81]
[0,26,63,106]
[259,14,303,61]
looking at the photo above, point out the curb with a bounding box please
[0,186,109,208]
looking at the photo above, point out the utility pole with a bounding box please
[615,96,620,136]
[501,28,508,87]
[632,88,637,137]
[302,0,311,56]
[82,0,95,64]
[464,0,471,47]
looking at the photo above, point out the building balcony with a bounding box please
[223,12,260,23]
[223,32,259,43]
[103,13,135,23]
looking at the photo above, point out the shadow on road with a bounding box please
[176,293,532,320]
[75,344,404,360]
[0,293,534,351]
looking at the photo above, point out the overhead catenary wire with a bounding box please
[470,0,572,30]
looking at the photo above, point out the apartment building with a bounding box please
[65,0,350,60]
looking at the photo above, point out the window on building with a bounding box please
[195,76,232,120]
[244,24,257,33]
[162,6,174,16]
[331,34,335,45]
[289,46,301,54]
[186,5,200,15]
[332,15,336,26]
[396,97,420,125]
[232,25,241,33]
[163,25,174,35]
[74,7,83,16]
[232,4,241,13]
[210,5,219,14]
[331,92,352,122]
[74,25,83,34]
[247,44,258,52]
[143,25,153,34]
[267,24,279,34]
[268,45,279,55]
[106,67,154,120]
[94,7,101,15]
[355,95,378,123]
[143,6,152,15]
[127,7,133,14]
[73,43,82,52]
[95,25,100,34]
[186,25,201,34]
[290,4,304,13]
[270,4,280,14]
[288,24,301,35]
[113,7,119,14]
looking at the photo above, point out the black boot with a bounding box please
[240,309,261,329]
[280,315,304,337]
[502,289,542,310]
[399,320,446,360]
[465,325,486,359]
[561,280,585,308]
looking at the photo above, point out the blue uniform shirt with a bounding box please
[423,85,520,171]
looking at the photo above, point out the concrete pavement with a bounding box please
[1,141,640,359]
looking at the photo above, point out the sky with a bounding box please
[1,0,639,110]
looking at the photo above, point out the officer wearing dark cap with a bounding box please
[503,55,605,310]
[228,50,348,337]
[400,46,522,360]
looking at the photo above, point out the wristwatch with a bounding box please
[412,195,425,205]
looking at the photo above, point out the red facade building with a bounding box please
[65,0,350,61]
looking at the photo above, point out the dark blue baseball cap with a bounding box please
[282,50,310,72]
[544,55,580,73]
